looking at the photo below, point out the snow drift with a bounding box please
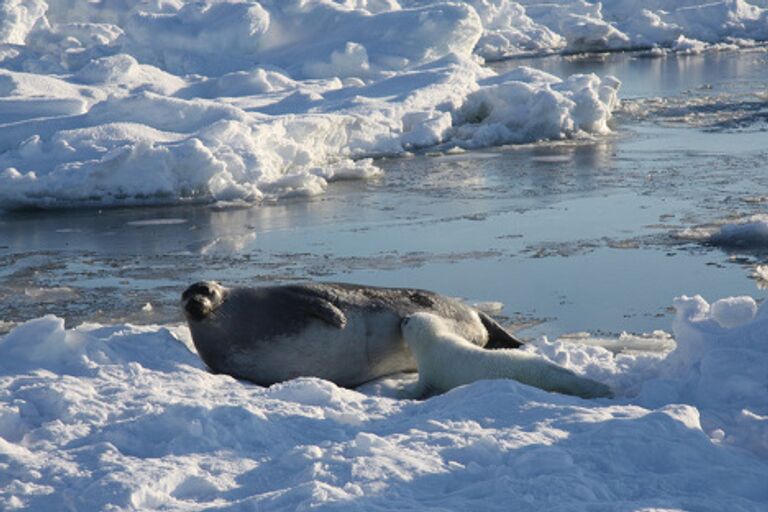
[1,293,768,510]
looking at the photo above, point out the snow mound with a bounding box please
[680,214,768,249]
[655,294,768,456]
[1,293,768,510]
[513,0,768,56]
[0,57,620,209]
[709,214,768,248]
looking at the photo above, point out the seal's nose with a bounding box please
[184,296,210,321]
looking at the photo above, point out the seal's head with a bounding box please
[182,281,227,322]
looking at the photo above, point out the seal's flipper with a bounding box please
[281,287,348,328]
[478,311,524,349]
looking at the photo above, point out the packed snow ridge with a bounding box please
[1,293,768,510]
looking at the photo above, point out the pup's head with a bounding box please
[401,312,450,347]
[181,281,227,322]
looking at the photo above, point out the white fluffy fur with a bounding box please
[402,312,612,399]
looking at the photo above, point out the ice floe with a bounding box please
[4,0,767,210]
[1,293,768,510]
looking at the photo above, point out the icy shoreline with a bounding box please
[1,293,767,510]
[3,0,768,210]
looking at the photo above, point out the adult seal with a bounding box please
[182,281,523,387]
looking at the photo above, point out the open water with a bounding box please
[2,49,767,338]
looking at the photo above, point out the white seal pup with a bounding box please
[401,312,612,399]
[182,281,523,387]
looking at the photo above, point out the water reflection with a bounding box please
[494,48,768,98]
[1,194,366,256]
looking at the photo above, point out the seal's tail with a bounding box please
[478,311,524,349]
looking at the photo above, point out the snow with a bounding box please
[753,265,768,288]
[0,0,620,210]
[709,215,768,248]
[1,0,767,210]
[680,214,768,248]
[1,294,768,510]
